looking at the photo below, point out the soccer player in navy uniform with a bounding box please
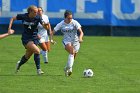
[8,5,49,75]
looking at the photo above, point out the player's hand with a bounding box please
[8,29,15,35]
[50,39,56,45]
[79,39,83,43]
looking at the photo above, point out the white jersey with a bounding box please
[37,14,50,43]
[54,19,81,43]
[37,14,49,36]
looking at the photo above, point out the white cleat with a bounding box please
[37,69,44,75]
[64,67,72,76]
[64,67,69,76]
[44,62,48,64]
[15,61,20,73]
[68,71,72,76]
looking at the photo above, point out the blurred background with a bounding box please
[0,0,140,36]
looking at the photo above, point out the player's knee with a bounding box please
[69,50,75,55]
[34,49,40,54]
[47,48,50,52]
[25,55,30,59]
[42,48,47,51]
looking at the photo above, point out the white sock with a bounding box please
[42,50,48,62]
[40,49,43,55]
[66,54,74,72]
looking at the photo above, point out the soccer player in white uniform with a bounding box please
[51,10,84,76]
[37,7,52,64]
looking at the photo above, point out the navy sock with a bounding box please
[19,55,28,67]
[34,54,40,69]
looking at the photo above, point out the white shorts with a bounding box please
[62,41,80,53]
[38,29,50,43]
[39,34,49,43]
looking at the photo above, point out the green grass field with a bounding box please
[0,35,140,93]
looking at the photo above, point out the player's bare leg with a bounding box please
[16,47,33,73]
[39,41,50,64]
[64,43,75,76]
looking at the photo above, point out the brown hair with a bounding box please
[64,10,72,18]
[38,7,44,12]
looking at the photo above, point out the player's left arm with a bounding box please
[78,27,84,43]
[39,16,49,30]
[47,23,52,35]
[74,20,84,43]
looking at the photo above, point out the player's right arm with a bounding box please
[74,20,84,43]
[8,14,24,31]
[8,17,17,31]
[50,22,62,44]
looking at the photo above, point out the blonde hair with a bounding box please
[27,5,37,13]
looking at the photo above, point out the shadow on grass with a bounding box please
[0,74,63,77]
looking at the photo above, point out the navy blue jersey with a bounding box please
[16,13,43,45]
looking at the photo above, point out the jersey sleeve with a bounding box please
[16,14,24,20]
[54,22,62,32]
[74,20,81,30]
[43,15,49,23]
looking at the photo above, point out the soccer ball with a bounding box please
[83,69,94,77]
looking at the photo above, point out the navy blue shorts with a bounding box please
[22,38,39,46]
[21,34,39,46]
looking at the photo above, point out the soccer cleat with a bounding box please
[37,69,44,75]
[44,62,48,64]
[15,61,20,73]
[64,67,68,76]
[68,71,72,76]
[67,67,72,76]
[64,67,72,76]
